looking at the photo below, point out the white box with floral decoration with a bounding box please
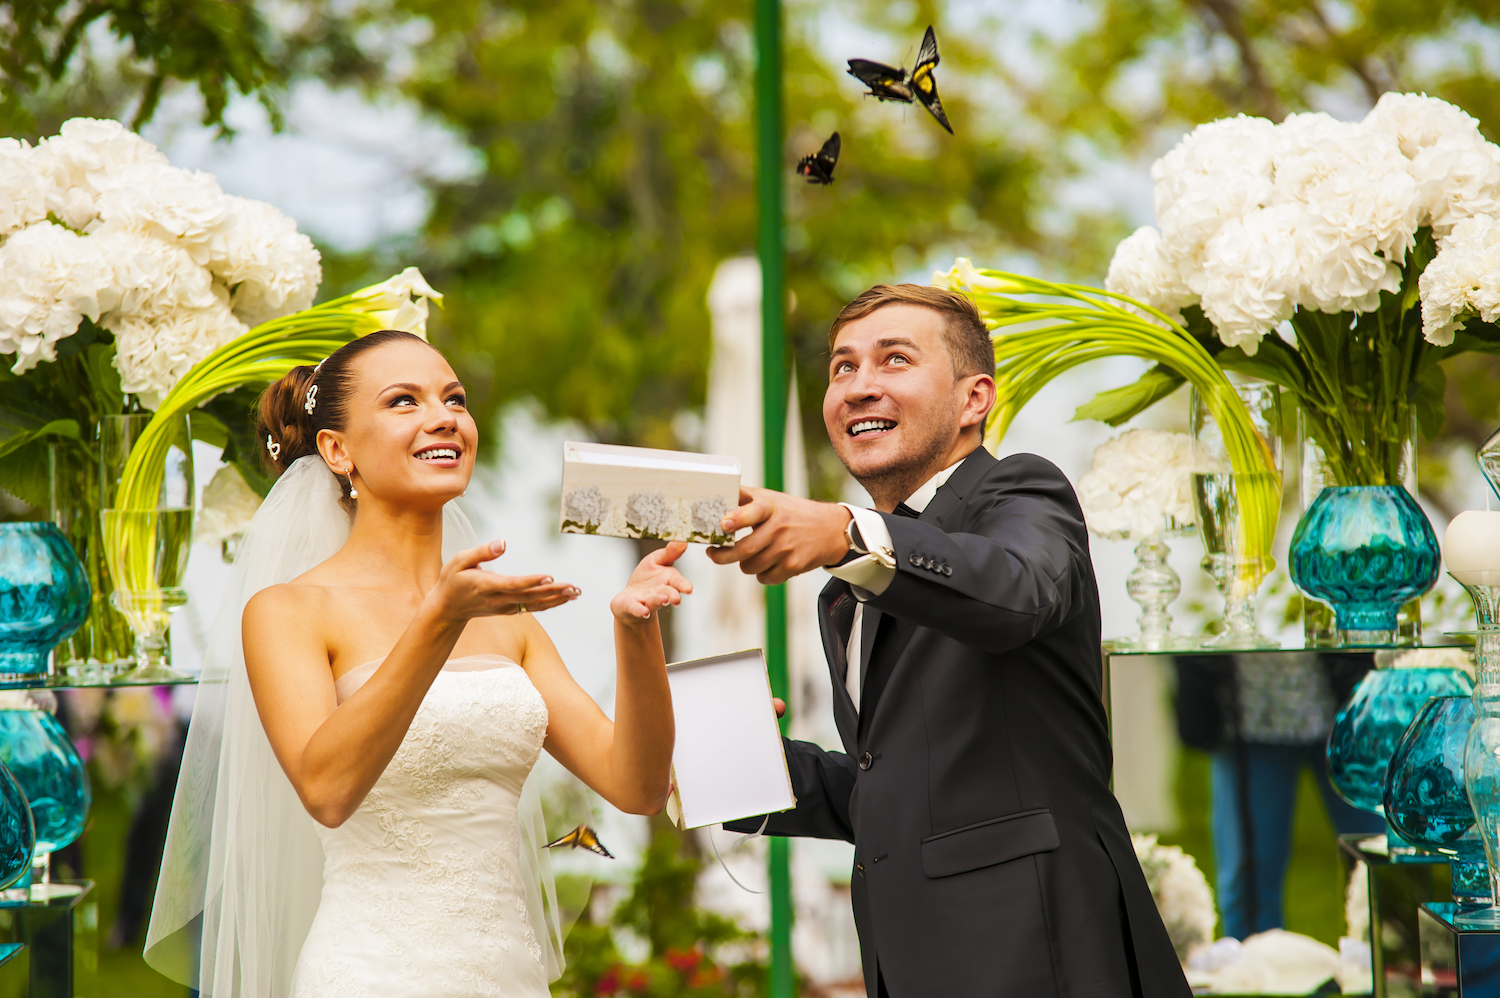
[558,441,739,544]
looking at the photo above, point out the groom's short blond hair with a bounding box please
[827,284,994,379]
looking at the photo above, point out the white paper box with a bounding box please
[559,441,740,544]
[664,649,796,829]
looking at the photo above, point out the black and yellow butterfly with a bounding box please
[545,824,615,859]
[846,58,913,104]
[908,26,952,135]
[795,132,840,185]
[845,26,953,135]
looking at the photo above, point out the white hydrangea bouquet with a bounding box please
[0,117,322,406]
[1131,834,1217,963]
[1077,429,1195,540]
[1094,92,1500,489]
[0,116,440,672]
[1079,430,1197,648]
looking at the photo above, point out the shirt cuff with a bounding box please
[825,504,896,597]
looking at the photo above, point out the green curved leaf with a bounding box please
[1073,365,1185,425]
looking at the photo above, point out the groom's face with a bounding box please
[823,304,964,486]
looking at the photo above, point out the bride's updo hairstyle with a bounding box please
[256,329,433,496]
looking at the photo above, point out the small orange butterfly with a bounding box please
[545,824,615,859]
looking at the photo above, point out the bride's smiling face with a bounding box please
[320,339,478,509]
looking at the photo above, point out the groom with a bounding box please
[709,284,1190,998]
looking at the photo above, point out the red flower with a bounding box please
[688,964,725,988]
[593,964,623,995]
[625,969,651,993]
[663,948,702,973]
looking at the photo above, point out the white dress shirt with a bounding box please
[826,459,964,712]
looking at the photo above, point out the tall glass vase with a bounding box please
[1293,403,1432,647]
[1190,383,1284,649]
[98,414,193,684]
[49,425,134,681]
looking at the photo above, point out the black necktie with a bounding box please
[894,502,920,518]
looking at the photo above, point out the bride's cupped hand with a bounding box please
[611,541,693,624]
[430,540,580,620]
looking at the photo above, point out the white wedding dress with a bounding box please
[148,459,566,996]
[289,654,552,998]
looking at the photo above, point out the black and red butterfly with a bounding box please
[846,26,953,135]
[795,131,840,185]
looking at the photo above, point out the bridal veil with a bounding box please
[144,456,566,995]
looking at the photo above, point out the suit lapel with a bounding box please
[920,445,996,529]
[858,447,995,723]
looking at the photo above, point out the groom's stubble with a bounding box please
[842,389,963,509]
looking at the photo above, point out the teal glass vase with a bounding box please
[0,762,34,893]
[1385,695,1490,906]
[0,523,90,680]
[1328,665,1472,852]
[0,697,90,858]
[1290,485,1440,646]
[1464,676,1500,926]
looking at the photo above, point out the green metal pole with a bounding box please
[755,0,793,995]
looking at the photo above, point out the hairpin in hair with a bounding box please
[266,434,281,460]
[304,383,319,415]
[313,357,327,374]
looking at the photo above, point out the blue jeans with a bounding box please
[1211,741,1385,941]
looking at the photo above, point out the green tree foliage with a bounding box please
[349,0,1054,495]
[1037,0,1500,148]
[0,0,280,134]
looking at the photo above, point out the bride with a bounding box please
[145,329,688,997]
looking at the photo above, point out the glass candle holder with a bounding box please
[1111,517,1194,652]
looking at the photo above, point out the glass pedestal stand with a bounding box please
[0,879,95,998]
[1111,524,1195,652]
[14,855,83,904]
[109,588,190,684]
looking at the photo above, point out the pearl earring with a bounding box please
[345,467,359,500]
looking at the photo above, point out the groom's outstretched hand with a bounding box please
[706,487,851,585]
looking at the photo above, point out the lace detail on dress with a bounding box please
[289,660,551,998]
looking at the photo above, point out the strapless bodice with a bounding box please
[289,655,551,997]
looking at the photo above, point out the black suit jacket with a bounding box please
[727,447,1190,998]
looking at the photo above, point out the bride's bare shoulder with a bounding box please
[242,577,336,629]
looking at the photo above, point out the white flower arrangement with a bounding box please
[1132,833,1217,962]
[1077,430,1195,540]
[1105,94,1500,354]
[195,465,264,555]
[0,118,322,407]
[1419,213,1500,345]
